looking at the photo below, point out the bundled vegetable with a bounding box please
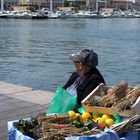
[14,112,102,140]
[113,86,140,111]
[97,81,128,107]
[84,81,140,113]
[112,115,140,133]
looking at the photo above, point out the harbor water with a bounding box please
[0,18,140,92]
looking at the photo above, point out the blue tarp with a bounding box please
[8,120,34,140]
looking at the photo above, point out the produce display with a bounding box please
[85,81,140,112]
[13,110,121,140]
[12,80,140,140]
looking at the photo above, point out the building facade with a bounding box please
[135,0,140,10]
[28,0,64,10]
[1,0,139,11]
[109,0,134,10]
[1,0,64,10]
[86,0,108,11]
[66,0,86,9]
[1,0,19,10]
[86,0,135,10]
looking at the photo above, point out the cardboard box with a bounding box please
[81,83,136,117]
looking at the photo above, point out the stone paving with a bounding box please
[0,82,54,139]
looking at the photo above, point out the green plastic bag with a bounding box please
[46,87,77,114]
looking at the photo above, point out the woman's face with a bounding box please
[73,62,83,75]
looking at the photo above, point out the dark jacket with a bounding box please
[63,68,105,109]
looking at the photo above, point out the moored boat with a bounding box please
[31,11,49,19]
[0,11,8,18]
[134,12,140,18]
[7,11,32,19]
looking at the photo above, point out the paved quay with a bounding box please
[0,82,54,140]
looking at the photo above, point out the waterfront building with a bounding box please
[0,0,64,11]
[135,0,140,10]
[28,0,64,10]
[86,0,107,11]
[109,0,134,10]
[66,0,86,9]
[86,0,134,11]
[0,0,138,11]
[1,0,19,10]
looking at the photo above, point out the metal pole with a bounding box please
[105,0,107,8]
[126,2,128,10]
[50,0,52,11]
[96,0,98,11]
[1,0,4,11]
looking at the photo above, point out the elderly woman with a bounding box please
[63,49,105,111]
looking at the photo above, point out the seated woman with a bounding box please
[63,49,105,111]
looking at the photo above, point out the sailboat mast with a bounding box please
[50,0,52,11]
[96,0,98,12]
[1,0,4,11]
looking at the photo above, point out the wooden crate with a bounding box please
[132,96,140,115]
[82,104,136,117]
[81,83,107,103]
[81,83,136,117]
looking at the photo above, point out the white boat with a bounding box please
[66,11,102,19]
[75,11,97,18]
[101,12,112,18]
[40,8,67,19]
[43,10,58,19]
[0,11,8,18]
[124,11,135,18]
[111,11,125,18]
[7,11,32,19]
[32,10,49,19]
[134,12,140,18]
